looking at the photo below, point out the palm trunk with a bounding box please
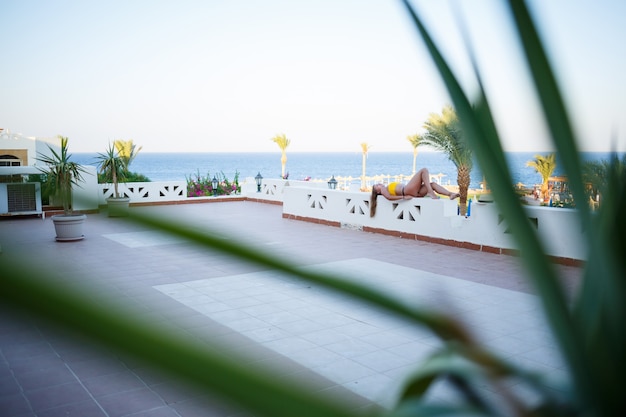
[281,152,287,179]
[59,172,72,215]
[541,181,549,202]
[113,169,119,198]
[457,165,471,216]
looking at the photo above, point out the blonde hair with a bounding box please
[370,186,379,217]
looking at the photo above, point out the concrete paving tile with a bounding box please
[26,381,92,412]
[263,336,319,356]
[288,346,345,368]
[342,373,398,409]
[7,354,66,376]
[121,406,181,417]
[238,302,284,317]
[36,400,108,417]
[254,310,304,326]
[1,341,56,361]
[224,317,272,332]
[351,349,414,373]
[239,326,292,343]
[384,341,436,362]
[0,392,33,416]
[323,338,380,359]
[14,364,76,391]
[148,379,205,405]
[275,318,328,335]
[68,356,127,379]
[299,328,352,346]
[333,322,383,338]
[191,302,234,315]
[312,357,378,384]
[96,387,165,417]
[358,329,416,350]
[169,394,244,417]
[83,370,146,397]
[0,374,20,396]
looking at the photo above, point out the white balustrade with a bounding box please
[99,181,187,204]
[282,186,587,262]
[241,178,328,202]
[95,178,586,262]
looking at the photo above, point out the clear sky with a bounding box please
[1,0,625,153]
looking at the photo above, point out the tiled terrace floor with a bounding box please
[1,201,582,416]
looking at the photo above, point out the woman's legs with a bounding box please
[410,167,460,199]
[410,168,438,198]
[431,182,460,199]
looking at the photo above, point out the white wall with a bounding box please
[281,186,587,261]
[241,177,327,202]
[92,176,587,261]
[98,181,187,204]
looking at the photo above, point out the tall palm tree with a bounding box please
[582,154,626,207]
[270,134,290,179]
[360,142,370,191]
[526,153,557,201]
[421,105,473,215]
[407,134,423,174]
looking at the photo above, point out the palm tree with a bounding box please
[270,134,290,179]
[36,135,88,215]
[360,142,370,191]
[407,134,423,174]
[526,153,557,201]
[96,143,127,199]
[421,105,473,215]
[582,154,626,207]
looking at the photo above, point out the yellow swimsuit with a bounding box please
[388,182,403,196]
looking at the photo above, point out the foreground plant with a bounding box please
[397,0,625,415]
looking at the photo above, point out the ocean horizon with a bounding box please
[73,151,621,189]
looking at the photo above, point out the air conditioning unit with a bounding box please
[0,182,42,216]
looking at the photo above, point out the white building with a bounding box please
[0,129,97,215]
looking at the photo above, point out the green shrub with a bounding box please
[186,170,240,197]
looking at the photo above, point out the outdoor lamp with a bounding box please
[211,176,218,196]
[328,175,338,190]
[255,172,263,192]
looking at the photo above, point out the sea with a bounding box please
[72,151,621,189]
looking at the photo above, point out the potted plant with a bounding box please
[36,135,89,241]
[96,143,130,217]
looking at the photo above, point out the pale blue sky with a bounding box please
[1,0,625,153]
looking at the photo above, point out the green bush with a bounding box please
[186,170,240,197]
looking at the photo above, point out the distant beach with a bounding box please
[73,151,620,189]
